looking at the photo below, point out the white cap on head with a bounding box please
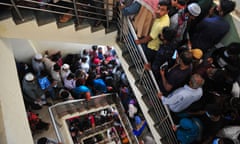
[62,64,70,70]
[187,3,201,17]
[24,73,34,81]
[34,53,43,60]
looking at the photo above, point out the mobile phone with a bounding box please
[172,50,177,59]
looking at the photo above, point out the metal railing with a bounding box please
[49,93,139,144]
[0,1,179,142]
[117,13,178,144]
[0,0,118,29]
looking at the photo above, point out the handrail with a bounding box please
[126,17,175,126]
[118,12,178,143]
[48,93,139,144]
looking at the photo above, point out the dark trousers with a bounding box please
[142,44,157,64]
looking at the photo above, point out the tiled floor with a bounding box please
[32,101,59,143]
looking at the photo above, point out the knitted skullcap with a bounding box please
[187,3,201,17]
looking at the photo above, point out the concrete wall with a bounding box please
[0,40,33,144]
[0,18,117,46]
[2,38,93,63]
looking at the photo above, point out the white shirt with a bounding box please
[217,126,240,144]
[60,68,71,80]
[80,62,90,73]
[32,57,45,75]
[161,85,203,113]
[63,78,76,90]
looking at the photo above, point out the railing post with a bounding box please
[72,0,81,26]
[10,0,24,21]
[106,0,110,29]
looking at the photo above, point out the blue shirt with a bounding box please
[93,79,107,93]
[72,85,92,98]
[38,76,51,90]
[191,15,229,53]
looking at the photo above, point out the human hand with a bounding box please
[172,125,178,132]
[157,92,163,99]
[135,39,140,45]
[160,69,165,76]
[144,63,151,70]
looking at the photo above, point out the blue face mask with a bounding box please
[212,138,220,144]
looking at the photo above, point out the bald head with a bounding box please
[189,74,205,89]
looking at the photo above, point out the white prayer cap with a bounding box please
[24,73,34,81]
[34,53,43,60]
[62,64,70,70]
[188,3,201,17]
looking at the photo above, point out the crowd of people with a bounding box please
[17,45,154,143]
[13,0,240,143]
[66,106,130,143]
[121,0,240,143]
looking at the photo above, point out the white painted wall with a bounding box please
[0,40,34,144]
[0,18,117,46]
[2,38,93,63]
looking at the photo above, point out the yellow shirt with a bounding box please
[147,14,170,51]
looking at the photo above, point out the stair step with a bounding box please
[142,94,153,109]
[148,107,158,123]
[135,82,146,95]
[128,66,140,80]
[105,23,117,34]
[11,8,35,25]
[0,7,12,20]
[75,19,91,31]
[122,52,133,66]
[56,16,74,29]
[35,10,56,26]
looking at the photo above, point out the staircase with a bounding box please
[114,17,178,144]
[0,0,118,45]
[0,1,179,144]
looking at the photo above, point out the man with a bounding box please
[170,2,201,47]
[32,53,45,76]
[217,125,240,144]
[158,73,204,113]
[51,63,63,88]
[135,1,170,64]
[72,78,92,100]
[151,26,177,70]
[144,26,177,84]
[190,0,236,53]
[22,73,48,107]
[158,50,193,95]
[60,63,71,80]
